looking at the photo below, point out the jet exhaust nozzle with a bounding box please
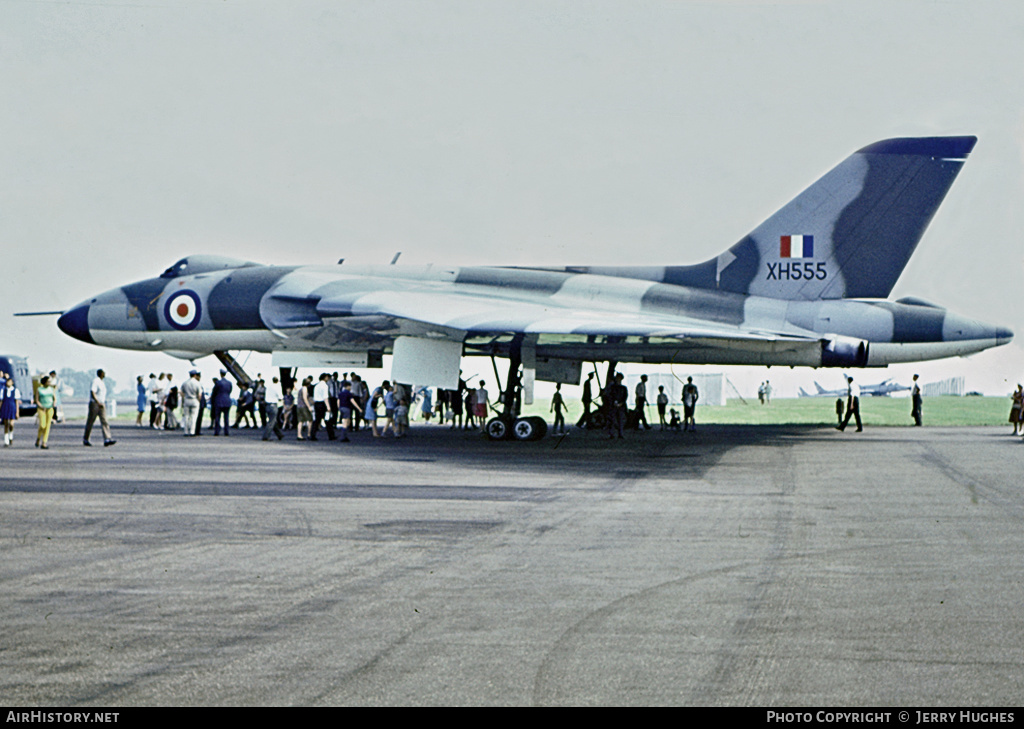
[821,336,869,368]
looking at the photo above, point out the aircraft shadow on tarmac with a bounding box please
[4,421,1006,502]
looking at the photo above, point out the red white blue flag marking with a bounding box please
[780,235,814,258]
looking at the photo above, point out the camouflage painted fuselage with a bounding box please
[58,258,1009,371]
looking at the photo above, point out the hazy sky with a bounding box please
[3,0,1022,397]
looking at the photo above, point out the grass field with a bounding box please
[516,395,1015,428]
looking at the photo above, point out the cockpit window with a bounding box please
[160,255,259,279]
[161,259,190,278]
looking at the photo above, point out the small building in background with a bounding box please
[923,376,965,397]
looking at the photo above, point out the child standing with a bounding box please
[394,399,410,437]
[1,374,20,446]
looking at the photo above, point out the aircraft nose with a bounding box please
[996,326,1014,345]
[57,303,94,344]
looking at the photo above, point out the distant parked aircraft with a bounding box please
[799,378,911,398]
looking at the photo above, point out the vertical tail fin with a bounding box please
[664,136,977,300]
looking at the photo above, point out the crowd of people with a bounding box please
[0,365,710,448]
[8,363,1024,450]
[133,369,459,442]
[0,366,708,446]
[1,369,63,448]
[0,367,116,449]
[596,372,700,438]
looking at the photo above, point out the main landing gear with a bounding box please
[483,334,548,442]
[484,413,548,442]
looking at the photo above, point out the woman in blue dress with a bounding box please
[135,375,147,427]
[418,387,433,422]
[1,373,21,446]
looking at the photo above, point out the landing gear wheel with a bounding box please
[484,417,511,441]
[513,416,547,441]
[527,416,548,440]
[511,417,536,441]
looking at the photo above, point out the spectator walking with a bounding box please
[310,374,335,441]
[35,375,56,449]
[262,376,284,441]
[336,380,362,442]
[576,372,595,428]
[296,376,313,440]
[550,383,567,435]
[83,369,116,447]
[634,374,651,430]
[836,377,862,432]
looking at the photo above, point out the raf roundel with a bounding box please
[164,290,203,331]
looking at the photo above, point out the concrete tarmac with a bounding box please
[1,419,1023,706]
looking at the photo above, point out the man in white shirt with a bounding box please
[262,376,284,441]
[310,373,335,441]
[146,373,163,429]
[837,376,863,432]
[181,370,204,437]
[83,369,116,447]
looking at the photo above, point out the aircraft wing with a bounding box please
[306,287,825,356]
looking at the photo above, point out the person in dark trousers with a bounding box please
[837,377,862,432]
[336,380,362,442]
[83,369,116,447]
[211,370,233,436]
[605,373,628,439]
[310,373,335,441]
[911,374,923,426]
[634,374,651,430]
[681,376,699,432]
[550,383,567,435]
[262,376,284,441]
[232,382,254,428]
[195,382,207,436]
[576,372,595,428]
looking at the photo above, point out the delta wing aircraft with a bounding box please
[46,136,1012,438]
[799,379,911,398]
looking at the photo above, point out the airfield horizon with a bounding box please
[53,393,1016,430]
